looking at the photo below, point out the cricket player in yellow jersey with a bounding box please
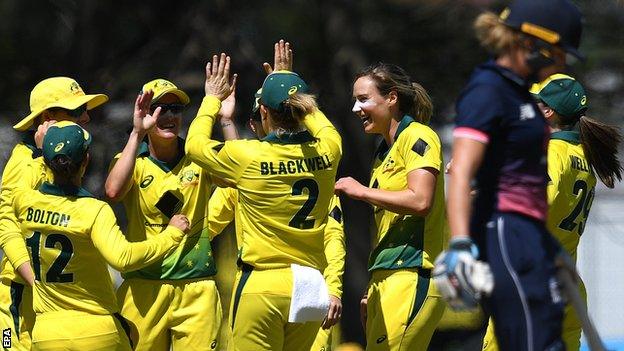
[186,50,342,351]
[208,72,346,350]
[105,79,229,351]
[335,63,447,351]
[1,121,190,351]
[482,75,622,350]
[0,77,108,350]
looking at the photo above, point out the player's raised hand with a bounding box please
[263,39,293,74]
[205,53,237,101]
[218,77,237,121]
[133,90,159,135]
[35,119,57,148]
[169,214,191,234]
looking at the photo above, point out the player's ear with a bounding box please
[386,90,398,107]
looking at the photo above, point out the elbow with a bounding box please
[408,198,433,217]
[104,185,123,202]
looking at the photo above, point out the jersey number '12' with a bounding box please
[26,231,74,283]
[289,179,319,229]
[559,179,595,236]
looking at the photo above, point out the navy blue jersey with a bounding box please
[454,61,548,231]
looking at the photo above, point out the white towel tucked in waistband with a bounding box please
[288,264,330,323]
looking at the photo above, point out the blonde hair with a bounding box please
[267,93,318,131]
[474,11,523,55]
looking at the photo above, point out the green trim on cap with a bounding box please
[39,182,94,198]
[42,122,91,164]
[532,74,587,118]
[261,130,316,145]
[551,130,580,144]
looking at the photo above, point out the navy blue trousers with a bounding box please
[476,212,565,351]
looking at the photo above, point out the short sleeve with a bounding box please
[454,84,504,142]
[401,126,442,174]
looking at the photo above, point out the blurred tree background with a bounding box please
[1,0,623,347]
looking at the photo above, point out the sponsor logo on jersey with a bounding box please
[140,175,154,188]
[376,335,387,344]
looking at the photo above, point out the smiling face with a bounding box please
[149,93,183,140]
[352,76,394,135]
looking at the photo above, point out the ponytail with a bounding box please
[411,82,433,125]
[267,92,318,132]
[579,116,623,188]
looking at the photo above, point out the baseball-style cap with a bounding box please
[530,73,588,118]
[141,79,190,105]
[42,121,92,164]
[260,71,308,111]
[14,77,109,131]
[500,0,584,59]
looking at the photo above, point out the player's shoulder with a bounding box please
[398,122,441,150]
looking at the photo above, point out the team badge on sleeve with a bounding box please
[411,138,430,156]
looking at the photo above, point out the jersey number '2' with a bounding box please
[559,179,595,236]
[26,231,74,283]
[289,179,319,229]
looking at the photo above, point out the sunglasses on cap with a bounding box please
[50,104,87,118]
[150,103,185,115]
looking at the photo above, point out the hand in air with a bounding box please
[263,39,293,74]
[204,53,237,101]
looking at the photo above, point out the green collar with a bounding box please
[39,182,94,198]
[137,137,185,172]
[262,130,316,144]
[20,131,42,158]
[551,130,580,144]
[375,115,415,160]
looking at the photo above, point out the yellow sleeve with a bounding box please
[302,109,342,161]
[185,96,250,183]
[402,126,442,173]
[547,143,565,206]
[208,186,237,239]
[323,195,345,299]
[90,203,185,272]
[0,150,46,268]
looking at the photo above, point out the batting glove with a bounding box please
[432,236,493,310]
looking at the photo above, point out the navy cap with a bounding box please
[501,0,584,59]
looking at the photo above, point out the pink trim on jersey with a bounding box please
[453,127,490,144]
[498,193,547,221]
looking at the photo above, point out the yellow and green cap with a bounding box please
[42,121,92,164]
[530,73,588,118]
[260,70,308,111]
[14,77,109,131]
[251,88,262,121]
[141,79,190,105]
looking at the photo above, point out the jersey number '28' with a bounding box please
[289,179,319,229]
[559,179,595,236]
[26,231,74,283]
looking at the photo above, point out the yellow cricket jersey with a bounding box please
[547,131,596,261]
[208,187,346,298]
[112,138,216,280]
[3,182,184,315]
[368,115,448,271]
[0,134,51,283]
[186,96,342,271]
